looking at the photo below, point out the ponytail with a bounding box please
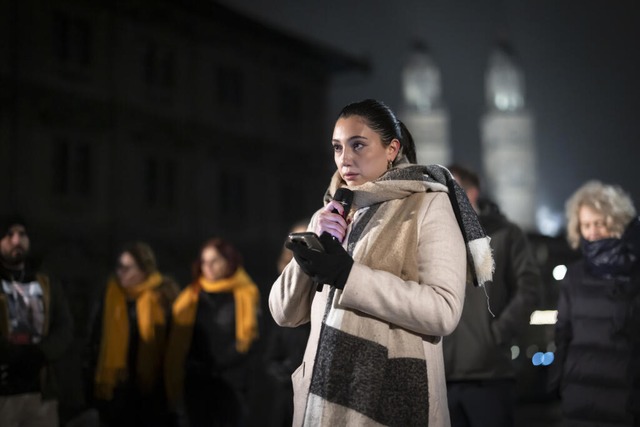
[398,121,417,164]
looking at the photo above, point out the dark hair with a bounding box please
[338,99,417,165]
[447,164,481,191]
[192,237,243,280]
[119,241,157,276]
[0,214,28,237]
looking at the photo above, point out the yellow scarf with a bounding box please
[164,267,259,407]
[94,272,166,400]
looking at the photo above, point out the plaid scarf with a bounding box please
[325,163,493,287]
[304,163,493,426]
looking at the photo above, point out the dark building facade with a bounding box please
[1,0,366,292]
[2,3,367,422]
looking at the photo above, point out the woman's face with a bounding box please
[201,246,230,281]
[332,116,399,186]
[578,205,612,242]
[116,252,146,288]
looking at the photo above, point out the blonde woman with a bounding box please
[551,180,640,426]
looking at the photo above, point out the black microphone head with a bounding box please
[333,188,354,216]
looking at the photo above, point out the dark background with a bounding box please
[221,0,640,220]
[2,1,638,426]
[181,2,639,424]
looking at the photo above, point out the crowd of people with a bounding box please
[0,218,264,427]
[1,98,639,427]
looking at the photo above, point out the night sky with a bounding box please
[219,0,640,234]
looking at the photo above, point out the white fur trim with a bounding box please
[468,236,494,286]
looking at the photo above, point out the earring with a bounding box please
[387,160,393,170]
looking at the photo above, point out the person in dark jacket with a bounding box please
[165,237,260,427]
[550,180,640,426]
[90,241,179,427]
[0,214,73,427]
[444,165,542,427]
[264,220,311,427]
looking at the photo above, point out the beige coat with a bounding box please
[269,191,466,427]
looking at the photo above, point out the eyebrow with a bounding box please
[332,135,369,143]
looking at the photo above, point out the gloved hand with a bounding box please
[285,233,354,289]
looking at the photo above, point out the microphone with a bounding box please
[316,188,353,292]
[323,188,354,241]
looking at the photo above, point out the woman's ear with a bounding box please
[387,138,401,161]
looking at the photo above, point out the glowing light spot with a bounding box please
[536,205,563,236]
[532,351,555,366]
[530,310,558,325]
[511,345,520,360]
[532,352,543,366]
[553,265,567,281]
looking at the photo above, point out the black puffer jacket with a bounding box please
[551,260,640,426]
[444,200,541,381]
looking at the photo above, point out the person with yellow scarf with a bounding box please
[91,242,179,427]
[165,237,260,427]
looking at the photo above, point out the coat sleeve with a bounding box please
[548,273,573,394]
[38,278,73,362]
[338,192,467,337]
[491,224,542,345]
[269,216,318,328]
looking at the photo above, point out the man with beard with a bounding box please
[0,215,72,427]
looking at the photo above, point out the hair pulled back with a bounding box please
[338,99,417,164]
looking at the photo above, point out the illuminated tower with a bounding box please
[481,42,537,231]
[400,41,451,166]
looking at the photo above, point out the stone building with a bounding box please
[480,41,537,231]
[0,0,366,294]
[1,4,366,419]
[399,41,451,166]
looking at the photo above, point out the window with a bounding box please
[144,156,177,209]
[52,138,92,197]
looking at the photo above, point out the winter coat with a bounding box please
[182,290,257,397]
[551,260,640,426]
[270,190,467,427]
[444,200,541,381]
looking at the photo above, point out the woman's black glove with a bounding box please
[285,233,354,289]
